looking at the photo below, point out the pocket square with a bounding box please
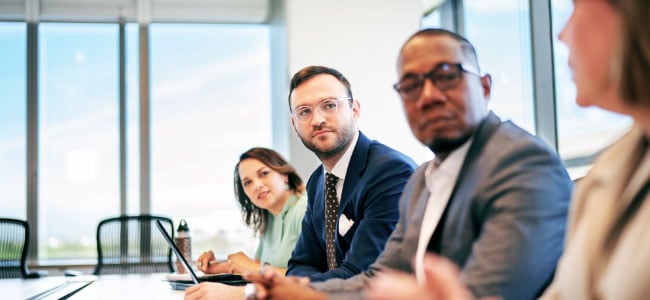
[338,214,354,236]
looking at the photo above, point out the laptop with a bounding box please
[154,220,247,289]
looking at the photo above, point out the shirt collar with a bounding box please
[325,131,359,181]
[424,137,473,191]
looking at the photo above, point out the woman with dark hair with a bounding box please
[195,147,307,276]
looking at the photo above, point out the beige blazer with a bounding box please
[542,124,650,299]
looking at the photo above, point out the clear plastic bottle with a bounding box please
[174,219,192,274]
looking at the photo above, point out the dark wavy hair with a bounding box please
[233,147,305,235]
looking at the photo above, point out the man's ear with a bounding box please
[290,116,299,134]
[480,73,492,100]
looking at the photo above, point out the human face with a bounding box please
[397,35,491,155]
[238,158,289,215]
[289,74,360,161]
[559,0,624,111]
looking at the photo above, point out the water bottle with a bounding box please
[174,219,192,274]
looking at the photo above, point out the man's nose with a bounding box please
[417,78,446,108]
[310,107,327,126]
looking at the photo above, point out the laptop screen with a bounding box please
[155,219,200,284]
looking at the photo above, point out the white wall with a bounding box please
[272,0,429,179]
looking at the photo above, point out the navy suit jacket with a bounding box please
[287,131,416,282]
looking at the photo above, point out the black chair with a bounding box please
[94,215,174,275]
[0,218,41,279]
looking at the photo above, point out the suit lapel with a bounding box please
[338,132,370,214]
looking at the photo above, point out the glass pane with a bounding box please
[551,0,631,178]
[38,23,119,261]
[0,22,27,219]
[150,24,271,257]
[464,0,535,133]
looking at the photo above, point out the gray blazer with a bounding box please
[314,112,573,300]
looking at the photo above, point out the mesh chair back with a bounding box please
[0,218,29,279]
[94,215,174,275]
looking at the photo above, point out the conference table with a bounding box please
[4,273,186,299]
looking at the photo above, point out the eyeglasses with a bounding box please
[393,62,481,102]
[292,97,351,123]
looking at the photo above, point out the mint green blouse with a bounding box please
[254,192,308,268]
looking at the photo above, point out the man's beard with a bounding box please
[428,132,472,154]
[300,125,355,162]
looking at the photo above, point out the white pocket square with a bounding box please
[338,214,354,236]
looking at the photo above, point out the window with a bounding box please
[149,24,272,256]
[463,0,535,134]
[550,0,631,177]
[0,22,26,219]
[38,23,120,260]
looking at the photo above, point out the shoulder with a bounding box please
[366,139,417,170]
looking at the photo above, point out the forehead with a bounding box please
[398,35,466,75]
[290,74,348,107]
[238,158,266,176]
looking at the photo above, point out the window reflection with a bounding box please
[38,23,119,260]
[0,22,27,219]
[149,24,271,256]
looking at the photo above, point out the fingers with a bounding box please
[422,254,473,300]
[196,250,215,272]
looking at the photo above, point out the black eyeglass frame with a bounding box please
[393,62,482,101]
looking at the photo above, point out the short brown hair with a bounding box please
[288,65,354,111]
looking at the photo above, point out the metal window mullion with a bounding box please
[26,21,38,264]
[119,21,127,215]
[139,24,151,215]
[529,0,558,151]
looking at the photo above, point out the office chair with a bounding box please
[0,218,41,279]
[94,215,174,275]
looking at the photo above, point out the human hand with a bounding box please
[184,282,244,300]
[365,254,474,300]
[227,251,260,274]
[195,250,228,274]
[242,266,319,300]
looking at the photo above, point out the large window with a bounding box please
[463,0,535,133]
[0,20,272,264]
[149,24,272,257]
[0,22,26,219]
[550,0,631,177]
[38,23,120,260]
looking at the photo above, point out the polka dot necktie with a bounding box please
[325,172,339,270]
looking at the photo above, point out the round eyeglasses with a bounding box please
[393,62,481,102]
[292,97,351,123]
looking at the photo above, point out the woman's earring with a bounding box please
[285,183,290,190]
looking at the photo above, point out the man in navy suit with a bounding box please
[285,65,416,282]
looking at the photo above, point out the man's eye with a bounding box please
[435,72,459,82]
[399,79,421,92]
[297,108,312,116]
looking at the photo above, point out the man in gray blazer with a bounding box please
[244,28,572,300]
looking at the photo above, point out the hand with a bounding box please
[195,250,229,274]
[227,251,261,274]
[184,282,244,300]
[365,254,474,300]
[243,266,321,300]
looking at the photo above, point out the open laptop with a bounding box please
[154,220,247,289]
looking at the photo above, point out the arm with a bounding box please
[307,158,413,281]
[287,187,329,276]
[460,141,572,299]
